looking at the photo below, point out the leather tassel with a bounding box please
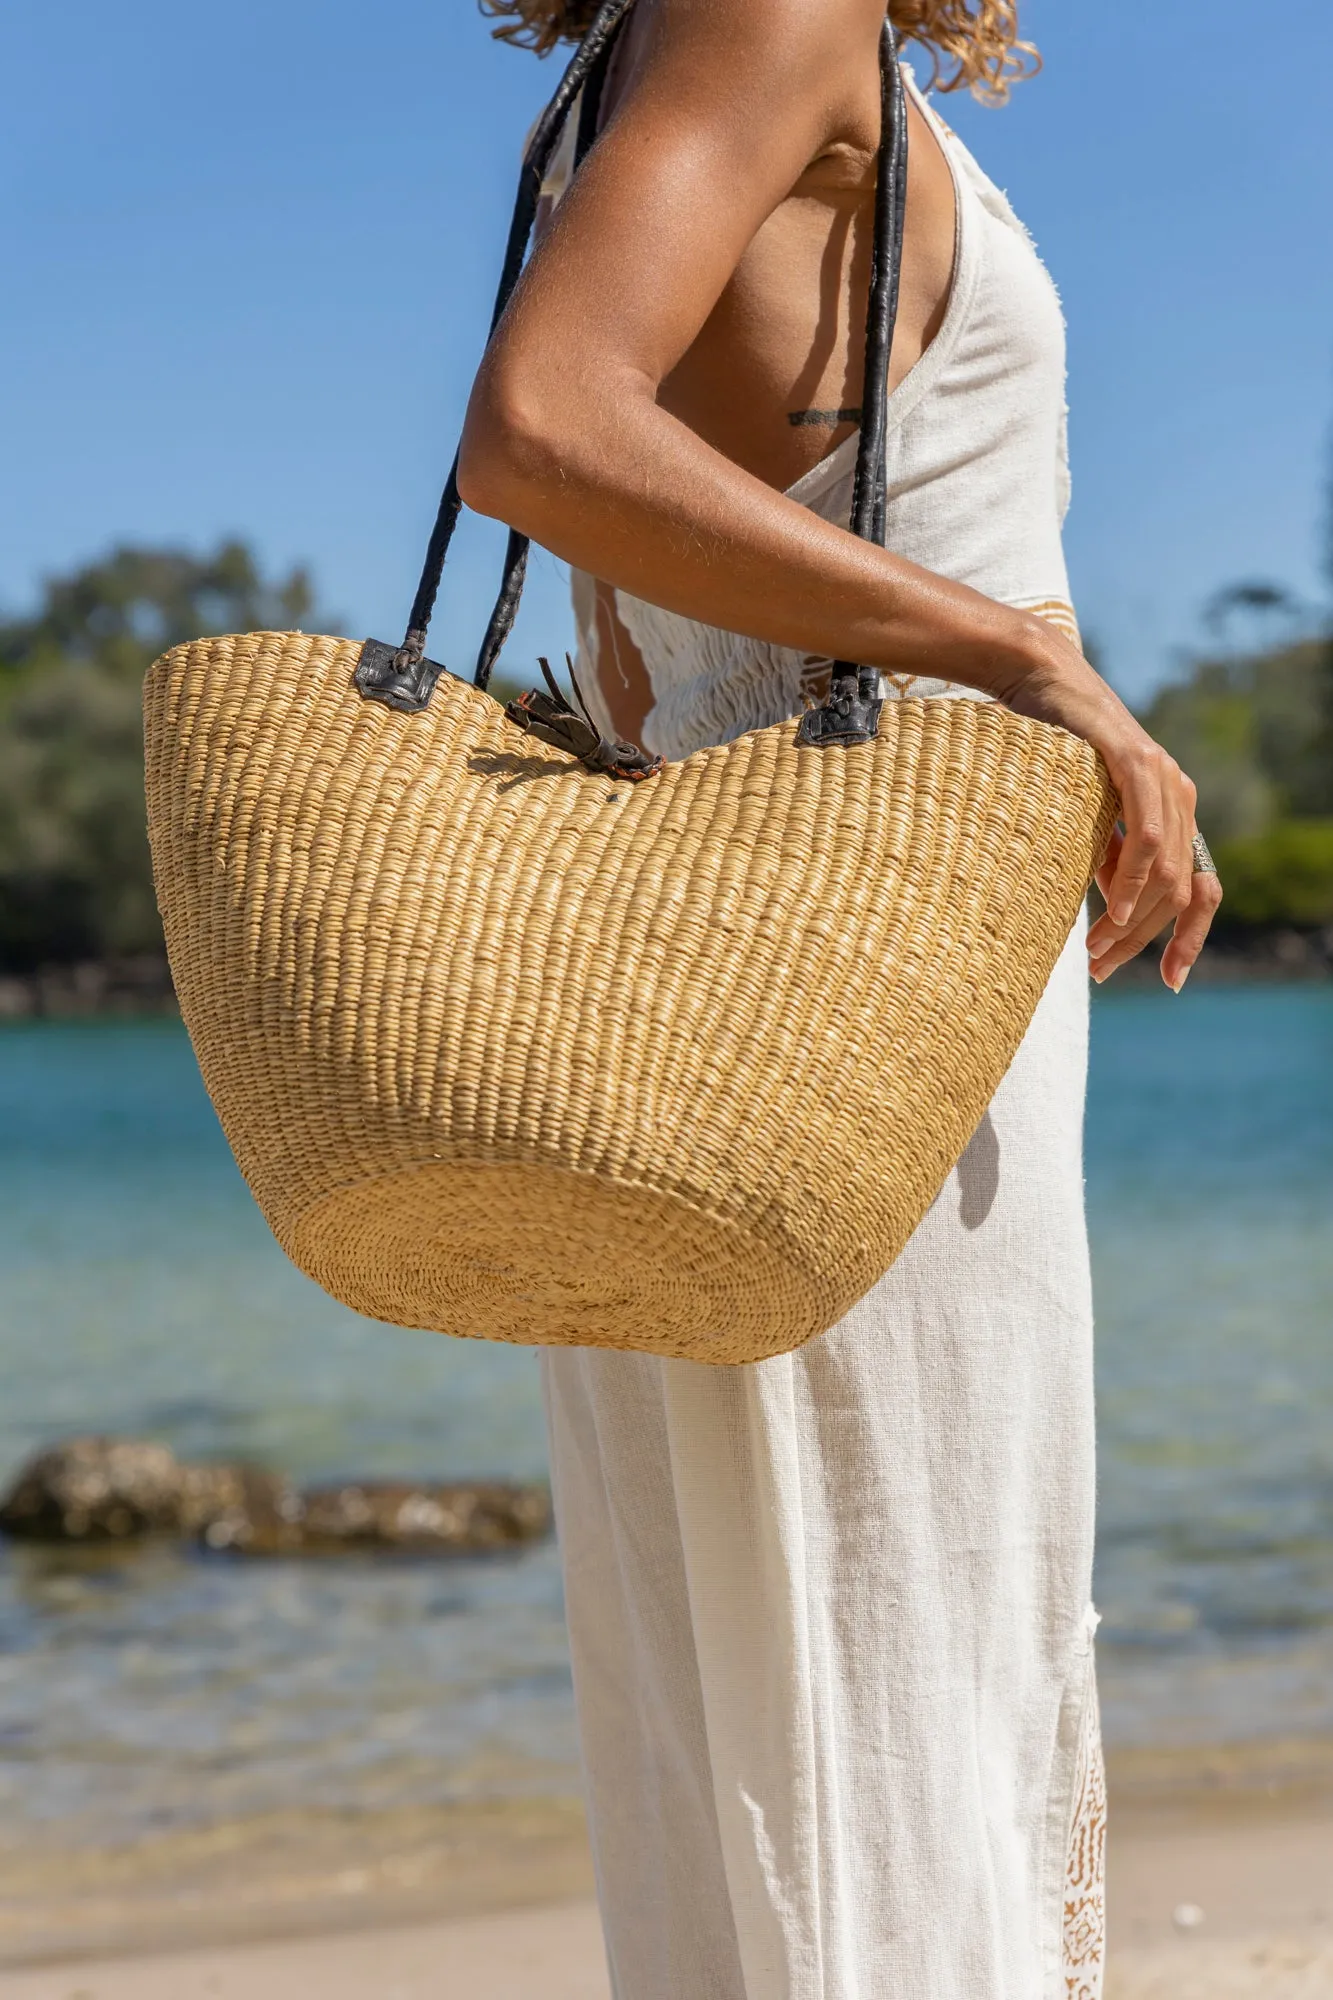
[506,657,664,783]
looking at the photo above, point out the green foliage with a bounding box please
[1138,637,1333,841]
[1211,821,1333,929]
[0,661,159,959]
[0,543,326,970]
[1138,621,1333,933]
[0,543,315,681]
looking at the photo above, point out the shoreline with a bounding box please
[0,934,1330,1022]
[0,1787,1329,1999]
[1,1742,1330,1978]
[0,1796,596,1971]
[1107,929,1333,987]
[0,956,177,1021]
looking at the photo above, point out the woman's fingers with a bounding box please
[1159,867,1224,992]
[1093,824,1124,906]
[1100,750,1194,932]
[1100,765,1167,928]
[1088,893,1177,982]
[1101,818,1163,930]
[1089,828,1223,989]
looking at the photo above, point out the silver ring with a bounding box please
[1191,832,1218,876]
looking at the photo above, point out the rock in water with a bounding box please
[290,1480,552,1554]
[204,1479,551,1554]
[0,1436,296,1543]
[0,1438,551,1556]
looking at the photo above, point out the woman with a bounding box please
[460,2,1221,1995]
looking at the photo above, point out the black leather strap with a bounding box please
[382,0,636,691]
[857,18,908,551]
[471,4,629,691]
[384,0,907,704]
[797,17,907,748]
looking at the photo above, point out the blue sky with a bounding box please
[3,0,1331,699]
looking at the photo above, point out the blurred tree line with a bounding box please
[0,545,318,971]
[1138,580,1333,928]
[0,539,1331,980]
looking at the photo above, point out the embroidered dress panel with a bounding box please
[545,68,1104,2000]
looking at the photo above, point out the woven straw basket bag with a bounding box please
[144,2,1115,1365]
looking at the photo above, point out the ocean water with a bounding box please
[0,988,1329,1853]
[1085,987,1333,1753]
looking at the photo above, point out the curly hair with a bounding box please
[480,0,1038,104]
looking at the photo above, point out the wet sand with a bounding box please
[1107,1811,1333,1995]
[0,1902,612,2000]
[1,1750,1330,1998]
[0,1797,596,1969]
[0,1816,1330,2000]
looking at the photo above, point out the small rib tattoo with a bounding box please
[788,407,863,428]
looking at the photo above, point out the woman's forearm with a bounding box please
[454,0,1218,989]
[458,357,1214,984]
[458,358,1079,705]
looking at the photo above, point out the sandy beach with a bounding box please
[3,1890,1333,2000]
[0,1818,1330,2000]
[2,1750,1330,2000]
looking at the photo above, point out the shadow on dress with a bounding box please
[957,1109,1000,1229]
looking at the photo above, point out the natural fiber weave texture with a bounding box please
[144,631,1115,1363]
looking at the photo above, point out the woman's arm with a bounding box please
[458,0,1219,986]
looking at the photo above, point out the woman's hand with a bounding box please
[1000,623,1223,990]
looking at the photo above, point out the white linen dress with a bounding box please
[541,73,1107,2000]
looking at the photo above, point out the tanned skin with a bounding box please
[459,0,1221,988]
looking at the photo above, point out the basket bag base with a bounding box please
[296,1159,818,1364]
[143,631,1115,1365]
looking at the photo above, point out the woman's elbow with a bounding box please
[457,368,564,525]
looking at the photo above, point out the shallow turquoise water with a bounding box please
[0,988,1329,1845]
[1085,986,1333,1748]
